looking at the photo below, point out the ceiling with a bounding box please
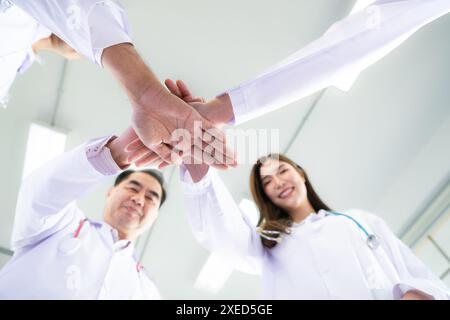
[0,0,449,298]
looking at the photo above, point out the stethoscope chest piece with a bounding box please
[367,234,380,250]
[58,235,81,255]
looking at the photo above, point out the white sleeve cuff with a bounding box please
[226,86,249,125]
[85,135,123,176]
[179,165,213,195]
[88,0,133,66]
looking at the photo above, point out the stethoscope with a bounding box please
[58,218,145,273]
[327,211,380,250]
[257,211,380,250]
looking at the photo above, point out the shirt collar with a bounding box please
[93,219,135,255]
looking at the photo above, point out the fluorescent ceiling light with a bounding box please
[22,123,67,180]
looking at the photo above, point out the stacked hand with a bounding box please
[108,77,238,177]
[102,44,236,170]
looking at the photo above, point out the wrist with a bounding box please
[210,93,235,124]
[106,136,128,169]
[102,43,163,105]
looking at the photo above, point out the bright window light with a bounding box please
[22,123,67,180]
[194,253,234,294]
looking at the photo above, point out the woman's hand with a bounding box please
[401,290,433,300]
[164,79,235,126]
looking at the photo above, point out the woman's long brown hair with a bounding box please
[250,154,332,249]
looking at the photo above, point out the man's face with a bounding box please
[104,172,162,240]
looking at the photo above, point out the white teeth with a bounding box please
[279,187,294,199]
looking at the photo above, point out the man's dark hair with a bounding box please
[114,169,167,207]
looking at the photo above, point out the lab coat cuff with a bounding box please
[85,135,123,176]
[89,1,133,66]
[393,281,446,300]
[225,86,250,125]
[179,165,213,195]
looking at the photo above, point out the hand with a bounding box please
[401,290,433,300]
[164,79,238,181]
[33,34,82,60]
[102,44,235,169]
[164,79,235,127]
[107,127,163,169]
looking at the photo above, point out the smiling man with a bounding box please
[104,170,166,242]
[0,128,166,299]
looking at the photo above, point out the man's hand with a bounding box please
[107,127,163,169]
[102,44,235,169]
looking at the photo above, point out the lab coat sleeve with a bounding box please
[9,0,132,65]
[180,166,264,275]
[11,135,122,250]
[226,0,450,125]
[360,210,450,300]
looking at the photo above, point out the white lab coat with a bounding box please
[0,136,160,299]
[180,167,450,299]
[8,0,132,65]
[227,0,450,124]
[0,2,50,104]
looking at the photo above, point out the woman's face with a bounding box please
[259,159,308,213]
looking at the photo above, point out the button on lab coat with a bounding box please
[8,0,132,65]
[0,137,160,299]
[0,3,50,103]
[226,0,450,124]
[180,167,450,299]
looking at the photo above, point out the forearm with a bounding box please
[17,137,117,218]
[362,211,450,300]
[180,166,264,266]
[226,0,450,125]
[102,43,168,107]
[11,136,123,250]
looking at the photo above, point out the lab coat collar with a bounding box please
[292,209,328,226]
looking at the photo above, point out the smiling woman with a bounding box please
[180,153,450,299]
[250,154,332,249]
